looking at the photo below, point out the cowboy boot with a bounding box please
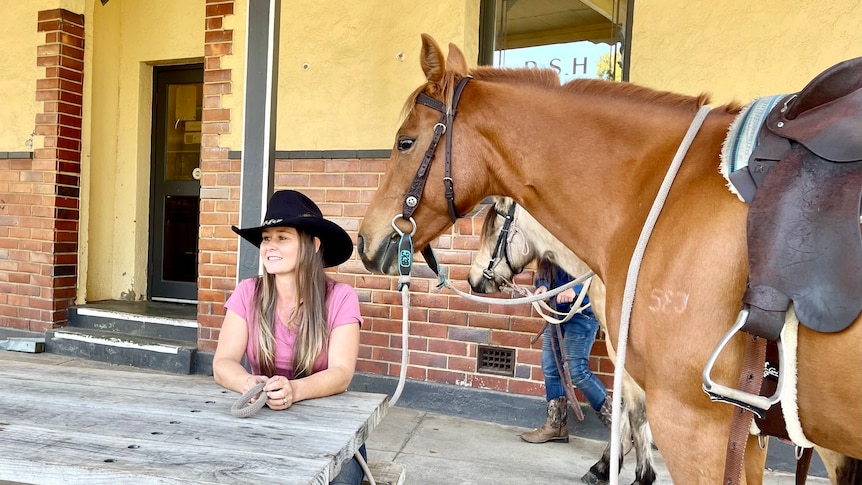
[595,394,614,430]
[520,397,568,443]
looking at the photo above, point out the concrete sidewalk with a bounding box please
[364,405,831,485]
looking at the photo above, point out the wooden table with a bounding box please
[0,352,388,484]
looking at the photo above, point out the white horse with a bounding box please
[467,196,657,485]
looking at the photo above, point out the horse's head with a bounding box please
[467,197,536,293]
[358,34,491,275]
[468,196,596,294]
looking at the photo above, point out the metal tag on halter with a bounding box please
[405,196,418,208]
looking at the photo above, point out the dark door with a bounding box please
[148,65,203,303]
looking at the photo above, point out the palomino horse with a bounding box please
[357,34,862,483]
[468,196,657,485]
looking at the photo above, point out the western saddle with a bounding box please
[707,56,862,484]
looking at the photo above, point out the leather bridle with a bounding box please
[391,76,471,289]
[400,76,471,224]
[482,201,519,282]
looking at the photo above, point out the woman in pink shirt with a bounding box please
[213,190,364,485]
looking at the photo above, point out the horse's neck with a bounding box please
[495,100,734,283]
[520,210,593,277]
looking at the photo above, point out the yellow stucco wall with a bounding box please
[630,0,862,105]
[219,0,481,152]
[0,1,84,150]
[9,1,859,304]
[80,0,480,301]
[81,0,204,301]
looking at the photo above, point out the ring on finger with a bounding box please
[282,397,288,406]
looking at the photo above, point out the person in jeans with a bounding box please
[521,259,612,443]
[213,190,366,485]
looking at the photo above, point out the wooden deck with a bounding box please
[0,351,388,484]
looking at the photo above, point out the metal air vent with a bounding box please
[477,345,515,376]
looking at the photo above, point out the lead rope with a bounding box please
[230,382,267,417]
[436,271,594,305]
[609,105,712,485]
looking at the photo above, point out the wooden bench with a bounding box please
[362,459,406,485]
[0,353,389,484]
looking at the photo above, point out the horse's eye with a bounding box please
[397,137,415,152]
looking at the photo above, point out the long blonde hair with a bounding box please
[253,230,330,378]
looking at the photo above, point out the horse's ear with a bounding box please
[420,34,446,88]
[446,43,469,76]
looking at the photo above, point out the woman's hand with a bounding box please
[556,287,576,304]
[240,375,268,404]
[265,375,295,409]
[243,375,267,393]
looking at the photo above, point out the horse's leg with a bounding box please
[626,389,657,485]
[834,456,862,484]
[817,446,862,485]
[744,433,767,485]
[649,402,765,484]
[581,441,616,485]
[581,397,645,485]
[645,391,733,484]
[580,405,629,485]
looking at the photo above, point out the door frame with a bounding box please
[147,64,204,303]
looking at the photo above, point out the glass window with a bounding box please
[479,0,631,82]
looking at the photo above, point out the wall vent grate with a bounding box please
[477,345,515,376]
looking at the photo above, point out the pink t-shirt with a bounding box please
[224,277,363,378]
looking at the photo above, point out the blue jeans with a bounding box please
[330,444,367,485]
[541,312,608,411]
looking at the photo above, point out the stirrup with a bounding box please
[702,309,784,419]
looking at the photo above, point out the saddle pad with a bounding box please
[720,94,787,202]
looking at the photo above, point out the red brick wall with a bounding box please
[198,0,237,348]
[0,9,83,332]
[195,0,614,399]
[200,152,615,399]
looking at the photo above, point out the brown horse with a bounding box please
[469,196,657,485]
[357,34,862,483]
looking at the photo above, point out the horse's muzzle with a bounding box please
[357,233,400,275]
[468,271,502,294]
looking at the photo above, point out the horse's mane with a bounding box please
[471,66,713,110]
[401,65,742,122]
[470,66,562,89]
[481,198,507,240]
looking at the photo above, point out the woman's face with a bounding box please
[260,227,321,276]
[260,227,301,275]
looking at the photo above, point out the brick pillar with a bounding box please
[198,0,236,351]
[0,9,85,332]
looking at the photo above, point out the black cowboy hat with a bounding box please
[231,190,353,267]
